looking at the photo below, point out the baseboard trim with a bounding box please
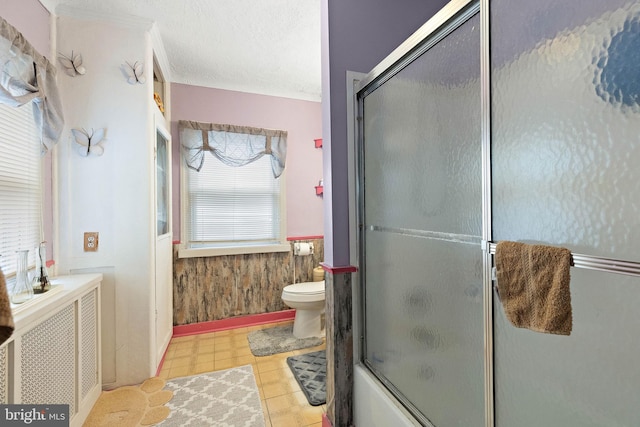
[172,309,296,337]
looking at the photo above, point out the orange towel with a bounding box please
[495,241,572,335]
[0,267,15,344]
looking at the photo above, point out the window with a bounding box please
[0,103,42,276]
[156,129,170,236]
[180,124,288,257]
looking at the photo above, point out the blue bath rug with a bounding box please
[286,350,326,406]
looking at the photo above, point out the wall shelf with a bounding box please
[315,138,323,195]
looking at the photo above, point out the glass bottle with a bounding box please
[11,249,33,304]
[33,242,50,294]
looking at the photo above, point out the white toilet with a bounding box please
[282,280,325,339]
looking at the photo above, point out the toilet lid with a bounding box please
[284,281,325,295]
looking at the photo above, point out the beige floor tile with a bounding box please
[214,327,248,337]
[214,350,234,361]
[213,338,234,351]
[253,371,263,386]
[256,351,294,363]
[171,335,196,343]
[175,341,192,349]
[235,346,254,356]
[215,335,250,349]
[256,359,289,374]
[261,380,298,399]
[168,365,190,379]
[260,370,300,398]
[274,320,294,326]
[265,391,304,412]
[193,362,214,374]
[214,355,256,371]
[294,344,326,355]
[198,332,216,341]
[259,367,295,383]
[258,385,266,401]
[196,353,214,363]
[169,356,192,368]
[268,414,303,427]
[261,399,272,427]
[173,347,194,358]
[230,337,251,347]
[198,342,215,353]
[213,348,252,360]
[266,391,324,427]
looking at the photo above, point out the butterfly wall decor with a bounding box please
[71,128,106,157]
[58,51,86,77]
[125,61,146,84]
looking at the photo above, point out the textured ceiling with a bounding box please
[39,0,321,101]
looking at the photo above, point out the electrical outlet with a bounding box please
[84,232,99,252]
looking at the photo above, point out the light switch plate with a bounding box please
[84,232,99,252]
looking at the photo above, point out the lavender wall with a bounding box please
[321,0,449,267]
[0,0,54,260]
[171,83,323,242]
[321,2,451,424]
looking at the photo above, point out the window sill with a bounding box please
[178,243,291,258]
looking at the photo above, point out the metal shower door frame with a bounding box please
[353,0,494,425]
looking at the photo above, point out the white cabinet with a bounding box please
[0,274,102,427]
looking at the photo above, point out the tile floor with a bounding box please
[158,320,326,427]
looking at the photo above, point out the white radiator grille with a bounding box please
[0,345,7,403]
[21,305,76,414]
[80,290,98,399]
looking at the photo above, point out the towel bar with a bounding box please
[488,242,640,277]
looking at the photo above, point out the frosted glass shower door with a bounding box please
[359,11,483,426]
[491,0,640,425]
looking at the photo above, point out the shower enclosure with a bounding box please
[353,0,640,426]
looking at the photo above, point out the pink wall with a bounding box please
[0,0,50,55]
[0,0,54,260]
[171,83,323,242]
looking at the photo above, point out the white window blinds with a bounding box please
[185,155,283,248]
[0,103,41,275]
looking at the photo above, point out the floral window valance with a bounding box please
[179,120,287,178]
[0,16,64,154]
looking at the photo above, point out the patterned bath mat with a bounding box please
[247,324,323,356]
[159,365,264,426]
[286,350,326,406]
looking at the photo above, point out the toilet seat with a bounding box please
[282,281,325,302]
